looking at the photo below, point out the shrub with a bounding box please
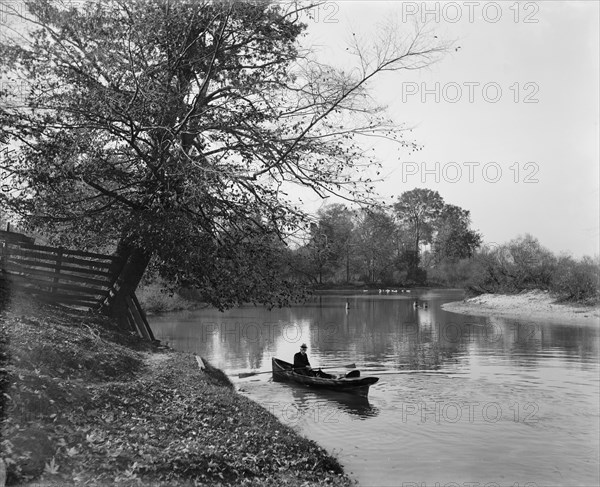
[466,235,599,304]
[505,235,556,290]
[428,259,479,288]
[551,255,600,304]
[468,235,556,294]
[136,280,196,314]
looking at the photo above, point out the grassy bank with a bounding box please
[0,296,353,486]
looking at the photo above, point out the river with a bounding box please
[149,289,600,487]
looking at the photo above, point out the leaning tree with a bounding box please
[0,0,446,324]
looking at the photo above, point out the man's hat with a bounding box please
[300,343,307,349]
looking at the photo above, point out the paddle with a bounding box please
[238,363,356,379]
[359,368,454,375]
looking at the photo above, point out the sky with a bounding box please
[297,0,599,257]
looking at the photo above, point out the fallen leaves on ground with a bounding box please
[0,298,353,486]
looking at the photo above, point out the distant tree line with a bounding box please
[283,188,599,305]
[288,188,482,286]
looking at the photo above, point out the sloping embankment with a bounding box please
[0,296,352,486]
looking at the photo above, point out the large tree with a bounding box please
[0,1,446,321]
[312,204,355,283]
[353,207,396,284]
[433,204,482,263]
[393,188,444,262]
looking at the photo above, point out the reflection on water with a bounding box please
[284,382,380,419]
[150,289,600,487]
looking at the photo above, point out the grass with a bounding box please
[0,294,353,486]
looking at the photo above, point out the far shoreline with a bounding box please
[442,290,600,326]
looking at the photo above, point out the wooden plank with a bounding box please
[14,243,120,261]
[4,269,110,290]
[27,292,99,305]
[6,280,108,298]
[10,287,100,306]
[31,295,97,308]
[0,230,35,244]
[7,249,118,270]
[51,248,63,294]
[3,257,114,277]
[126,295,151,340]
[13,242,118,260]
[126,306,144,336]
[7,279,106,298]
[5,276,108,296]
[5,267,112,289]
[131,292,155,341]
[0,235,33,244]
[38,255,114,270]
[1,232,123,312]
[1,240,7,267]
[2,263,112,287]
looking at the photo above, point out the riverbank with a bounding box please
[138,282,442,315]
[442,290,600,325]
[0,297,353,486]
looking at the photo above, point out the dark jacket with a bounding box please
[293,351,310,370]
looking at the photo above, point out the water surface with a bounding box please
[150,289,600,487]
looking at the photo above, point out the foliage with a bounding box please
[467,234,599,304]
[303,226,331,285]
[290,189,482,286]
[468,235,556,294]
[0,214,9,231]
[393,188,445,257]
[136,279,197,314]
[550,255,600,304]
[302,204,356,284]
[0,0,447,311]
[391,188,482,283]
[0,300,353,486]
[427,258,479,288]
[353,207,397,284]
[433,204,482,263]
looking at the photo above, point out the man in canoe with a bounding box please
[293,343,311,373]
[293,344,328,377]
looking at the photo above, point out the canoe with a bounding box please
[272,358,379,397]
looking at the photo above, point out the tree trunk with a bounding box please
[414,220,420,258]
[345,246,350,283]
[104,239,152,330]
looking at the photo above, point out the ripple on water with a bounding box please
[150,291,600,487]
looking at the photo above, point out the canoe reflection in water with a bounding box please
[286,384,380,420]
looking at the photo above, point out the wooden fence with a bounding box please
[0,229,154,340]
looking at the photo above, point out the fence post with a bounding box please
[131,293,155,341]
[52,247,63,294]
[125,294,152,340]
